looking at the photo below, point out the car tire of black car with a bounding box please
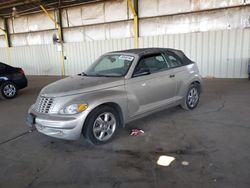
[1,81,18,99]
[181,84,200,110]
[83,106,120,145]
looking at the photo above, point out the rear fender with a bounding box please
[177,74,203,97]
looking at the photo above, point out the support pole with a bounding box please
[0,19,11,65]
[128,0,139,48]
[40,5,65,76]
[3,18,11,47]
[57,9,64,42]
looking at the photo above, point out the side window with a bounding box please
[0,63,5,71]
[133,54,168,76]
[164,52,183,69]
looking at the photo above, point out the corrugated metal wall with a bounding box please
[0,45,61,75]
[139,29,250,78]
[64,38,134,75]
[0,28,250,78]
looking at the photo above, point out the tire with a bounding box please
[83,106,120,145]
[181,84,200,110]
[1,81,18,99]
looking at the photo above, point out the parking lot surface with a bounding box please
[0,76,250,188]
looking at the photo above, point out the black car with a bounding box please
[0,62,28,99]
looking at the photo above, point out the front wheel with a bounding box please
[83,106,120,145]
[181,84,200,110]
[1,82,18,99]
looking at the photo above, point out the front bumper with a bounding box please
[26,105,88,140]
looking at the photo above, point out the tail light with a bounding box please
[19,68,24,75]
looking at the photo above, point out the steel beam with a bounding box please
[40,4,65,76]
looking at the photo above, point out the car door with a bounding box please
[163,51,190,99]
[0,63,8,83]
[0,63,7,86]
[125,53,177,118]
[0,63,5,75]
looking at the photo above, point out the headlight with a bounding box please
[60,103,88,115]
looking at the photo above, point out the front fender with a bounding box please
[68,85,128,125]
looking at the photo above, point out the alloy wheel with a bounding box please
[93,112,116,141]
[187,87,199,108]
[3,84,16,97]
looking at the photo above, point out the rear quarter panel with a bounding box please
[175,63,203,98]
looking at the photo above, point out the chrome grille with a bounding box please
[35,96,54,113]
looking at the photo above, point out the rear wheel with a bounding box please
[83,106,120,145]
[1,82,18,99]
[181,84,200,110]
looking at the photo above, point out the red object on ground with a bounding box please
[130,129,145,136]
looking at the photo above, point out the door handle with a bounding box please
[170,74,175,78]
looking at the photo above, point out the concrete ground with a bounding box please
[0,76,250,188]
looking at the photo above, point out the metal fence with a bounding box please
[0,28,250,78]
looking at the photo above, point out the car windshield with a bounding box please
[84,54,134,77]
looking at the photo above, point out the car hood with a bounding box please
[40,76,125,97]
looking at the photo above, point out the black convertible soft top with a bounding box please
[112,48,193,64]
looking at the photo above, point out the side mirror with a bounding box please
[133,68,151,78]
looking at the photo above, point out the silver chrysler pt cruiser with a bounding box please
[26,48,202,144]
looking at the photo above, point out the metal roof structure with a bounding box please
[0,0,101,17]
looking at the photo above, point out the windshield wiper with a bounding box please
[83,73,109,77]
[78,72,88,76]
[81,73,121,77]
[92,74,110,77]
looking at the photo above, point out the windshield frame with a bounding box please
[84,53,136,77]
